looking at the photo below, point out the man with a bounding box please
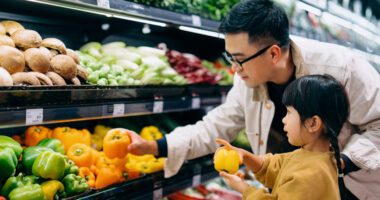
[127,0,380,199]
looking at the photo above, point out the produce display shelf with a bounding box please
[66,155,218,200]
[0,85,231,128]
[78,0,220,30]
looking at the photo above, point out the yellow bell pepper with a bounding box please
[51,127,91,151]
[94,125,111,138]
[140,126,163,141]
[41,180,65,200]
[214,148,240,174]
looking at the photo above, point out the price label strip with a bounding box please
[192,174,201,187]
[113,104,125,116]
[153,97,164,113]
[97,0,110,8]
[26,108,43,125]
[153,182,163,200]
[191,15,202,27]
[192,96,201,109]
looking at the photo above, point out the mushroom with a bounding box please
[42,38,67,54]
[46,71,66,85]
[28,72,53,85]
[0,67,13,86]
[24,48,50,73]
[70,77,81,85]
[67,49,80,64]
[50,55,77,79]
[11,29,42,49]
[49,49,59,58]
[0,23,5,35]
[38,47,53,59]
[12,72,40,85]
[0,35,15,47]
[0,20,24,36]
[76,65,88,80]
[0,45,25,74]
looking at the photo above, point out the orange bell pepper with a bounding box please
[12,135,24,145]
[67,143,93,168]
[103,129,131,159]
[95,166,123,189]
[51,127,91,151]
[25,126,51,146]
[79,167,95,188]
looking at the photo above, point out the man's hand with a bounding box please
[125,129,159,155]
[219,171,249,194]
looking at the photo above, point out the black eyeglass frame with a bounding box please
[223,44,274,67]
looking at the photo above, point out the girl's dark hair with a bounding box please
[282,74,349,200]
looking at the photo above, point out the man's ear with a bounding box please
[270,45,281,63]
[304,116,323,133]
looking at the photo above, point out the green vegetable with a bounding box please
[61,174,88,196]
[22,146,53,174]
[64,158,79,176]
[8,184,44,200]
[0,173,39,197]
[32,151,66,180]
[37,138,65,154]
[0,135,23,158]
[0,147,18,184]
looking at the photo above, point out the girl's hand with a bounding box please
[215,138,245,164]
[219,171,249,194]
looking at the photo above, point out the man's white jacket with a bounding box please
[164,36,380,200]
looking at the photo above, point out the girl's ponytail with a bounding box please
[327,126,346,200]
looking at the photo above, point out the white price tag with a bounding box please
[191,15,202,27]
[153,101,164,113]
[153,186,163,200]
[221,92,227,104]
[97,0,110,8]
[192,97,201,109]
[26,109,43,125]
[192,174,201,187]
[113,104,125,116]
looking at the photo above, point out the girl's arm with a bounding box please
[241,148,265,173]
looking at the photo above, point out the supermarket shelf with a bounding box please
[0,85,231,128]
[68,155,217,200]
[78,0,220,31]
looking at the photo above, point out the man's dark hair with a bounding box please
[219,0,290,46]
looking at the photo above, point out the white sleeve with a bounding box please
[164,75,246,177]
[342,56,380,170]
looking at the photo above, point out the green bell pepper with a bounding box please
[64,157,79,175]
[8,184,44,200]
[0,173,39,197]
[32,151,66,180]
[22,146,53,175]
[0,147,18,184]
[0,136,23,158]
[61,174,88,196]
[37,138,65,155]
[41,180,65,200]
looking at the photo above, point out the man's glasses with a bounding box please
[223,45,273,69]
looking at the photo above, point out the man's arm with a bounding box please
[341,56,380,171]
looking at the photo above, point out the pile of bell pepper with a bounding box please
[0,134,88,200]
[2,124,168,198]
[69,129,138,189]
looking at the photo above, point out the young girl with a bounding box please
[216,74,349,200]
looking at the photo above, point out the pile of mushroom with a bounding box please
[0,20,88,86]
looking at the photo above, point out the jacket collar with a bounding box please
[252,39,310,101]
